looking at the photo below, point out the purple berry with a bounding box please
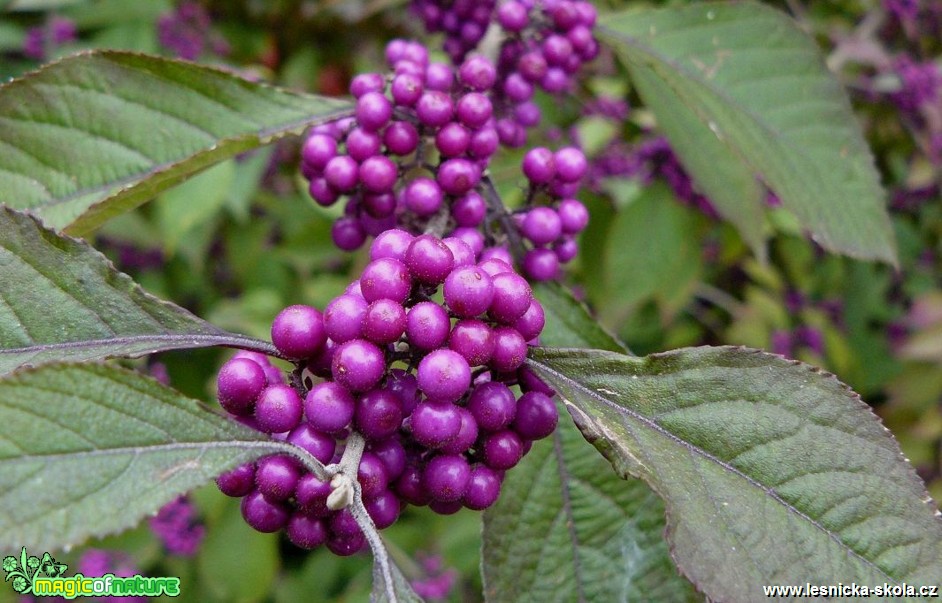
[216,463,256,497]
[271,305,327,359]
[444,266,494,317]
[365,490,400,529]
[423,454,471,502]
[356,91,393,131]
[497,1,528,31]
[436,122,471,157]
[426,61,455,91]
[362,299,407,344]
[554,147,587,183]
[429,499,463,515]
[440,407,479,455]
[332,339,386,392]
[468,126,499,158]
[482,429,524,470]
[308,177,340,206]
[411,401,462,448]
[524,247,560,281]
[359,155,398,193]
[522,147,556,184]
[406,301,452,350]
[490,326,528,372]
[404,177,445,216]
[448,319,495,366]
[395,463,431,506]
[554,237,579,263]
[287,424,337,464]
[355,388,404,440]
[458,55,497,90]
[452,191,486,226]
[417,349,472,403]
[357,451,390,498]
[463,465,501,510]
[302,133,337,171]
[217,357,266,415]
[405,235,455,284]
[370,437,407,480]
[443,236,476,267]
[305,382,356,433]
[437,158,481,196]
[360,257,413,304]
[521,206,563,245]
[324,155,359,192]
[350,72,385,97]
[513,391,559,440]
[287,513,328,549]
[517,51,548,82]
[557,198,589,233]
[488,272,533,324]
[370,229,414,261]
[391,73,424,106]
[241,491,289,533]
[467,381,516,432]
[324,294,367,343]
[331,216,367,251]
[513,299,545,342]
[416,90,454,127]
[255,455,300,501]
[456,92,493,129]
[503,72,534,102]
[384,120,420,155]
[255,384,304,433]
[326,531,365,556]
[295,474,332,517]
[346,127,382,162]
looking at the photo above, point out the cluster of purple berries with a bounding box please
[411,0,497,63]
[301,41,501,253]
[214,230,557,552]
[514,145,590,280]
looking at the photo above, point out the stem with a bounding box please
[480,175,527,264]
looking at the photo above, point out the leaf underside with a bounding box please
[529,346,942,602]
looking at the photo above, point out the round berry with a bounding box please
[404,177,444,217]
[496,1,528,32]
[524,247,560,281]
[503,72,534,103]
[255,455,300,501]
[554,147,587,182]
[346,127,382,163]
[295,473,332,517]
[370,437,407,480]
[287,424,337,464]
[517,50,548,82]
[444,266,494,317]
[395,463,431,506]
[370,229,414,261]
[490,326,528,373]
[443,236,476,267]
[391,73,423,106]
[513,391,559,440]
[331,217,367,251]
[357,451,390,498]
[557,199,589,233]
[255,384,304,433]
[456,92,493,129]
[360,258,412,304]
[365,490,400,529]
[324,155,359,192]
[423,454,471,502]
[554,237,579,263]
[452,191,486,226]
[448,319,495,366]
[426,62,455,91]
[216,463,256,497]
[359,155,398,193]
[406,301,452,350]
[417,349,472,403]
[405,235,455,284]
[217,357,266,415]
[482,430,524,470]
[332,339,386,392]
[362,299,407,344]
[287,513,328,549]
[523,207,562,245]
[305,381,356,433]
[416,90,454,127]
[522,147,556,184]
[463,465,501,510]
[386,368,421,415]
[363,192,397,218]
[437,158,481,196]
[411,401,462,449]
[308,177,339,206]
[326,531,365,556]
[301,133,337,171]
[355,388,404,440]
[429,499,463,515]
[513,299,545,342]
[350,72,385,97]
[241,491,289,533]
[488,272,533,324]
[441,407,479,455]
[324,294,367,343]
[458,55,497,90]
[469,126,499,159]
[271,305,327,359]
[467,381,516,432]
[356,91,393,131]
[383,120,420,155]
[436,122,471,157]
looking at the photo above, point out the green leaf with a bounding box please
[0,207,276,376]
[0,51,352,234]
[155,160,235,255]
[369,544,424,603]
[483,407,699,602]
[482,284,697,602]
[528,346,942,601]
[0,362,316,551]
[533,281,627,353]
[601,2,897,265]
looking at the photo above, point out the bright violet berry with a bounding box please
[287,424,337,464]
[362,299,407,344]
[217,357,266,415]
[255,455,300,501]
[271,305,327,359]
[405,235,455,284]
[286,513,328,549]
[406,301,452,350]
[513,391,559,440]
[482,429,525,470]
[448,319,495,367]
[360,258,413,304]
[411,400,462,449]
[463,465,501,510]
[355,388,405,440]
[254,384,304,433]
[305,382,356,434]
[216,463,256,497]
[417,349,472,403]
[332,339,386,392]
[444,265,494,317]
[241,491,290,533]
[423,454,472,502]
[324,294,367,343]
[467,381,516,432]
